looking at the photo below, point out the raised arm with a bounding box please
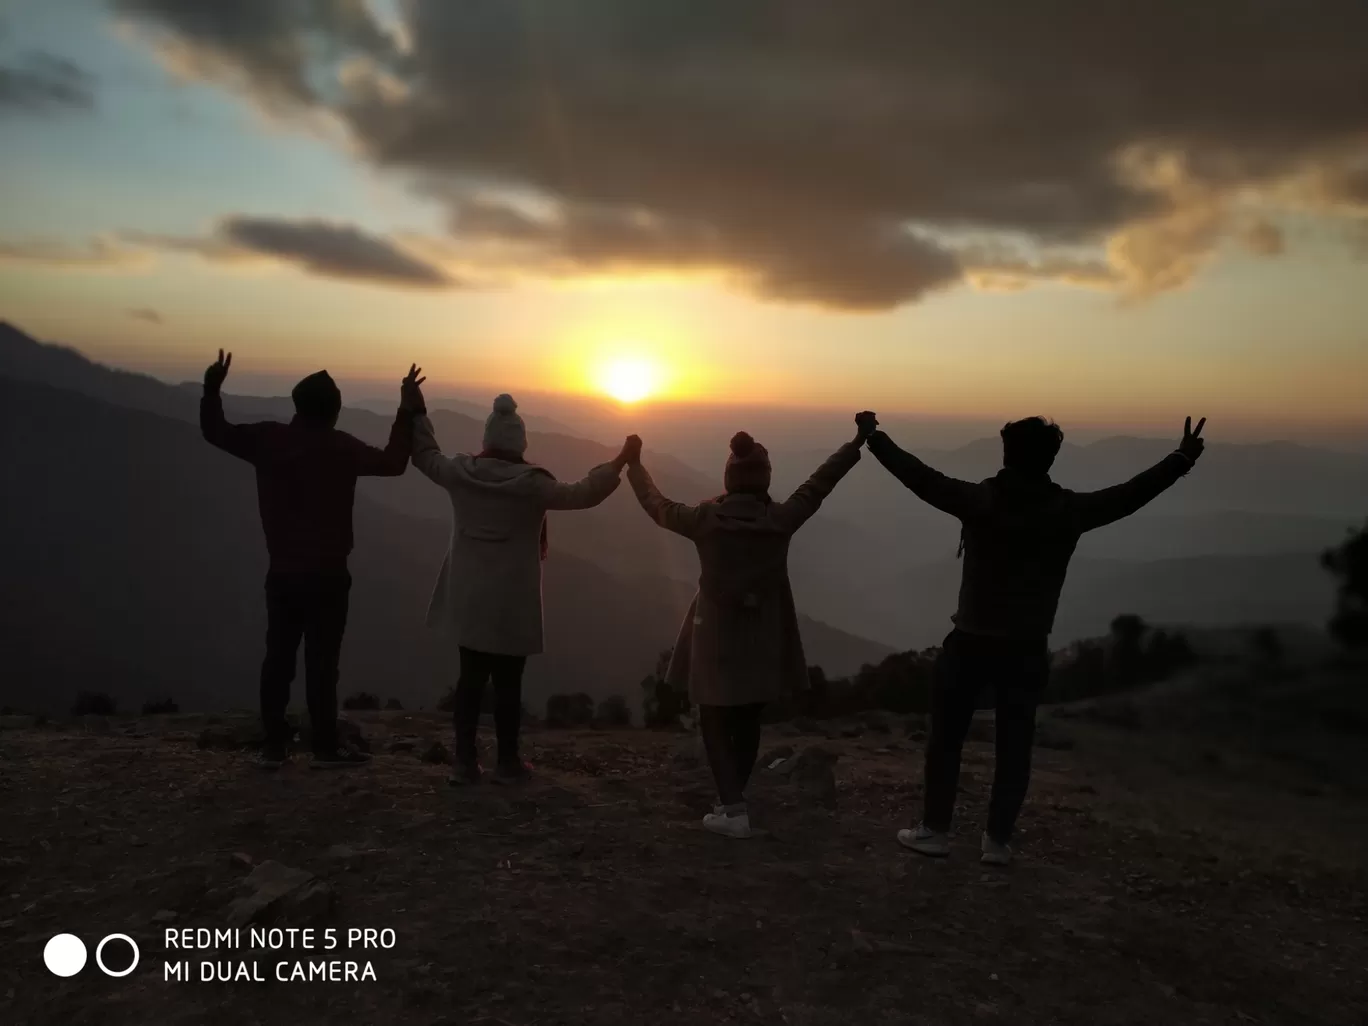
[1072,417,1205,532]
[861,411,989,520]
[409,413,461,488]
[623,436,705,538]
[200,349,265,463]
[348,363,425,477]
[772,439,863,533]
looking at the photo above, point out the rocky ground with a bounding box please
[0,709,1365,1026]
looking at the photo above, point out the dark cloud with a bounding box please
[126,217,454,288]
[112,1,1368,307]
[0,51,94,113]
[215,217,453,287]
[127,307,163,325]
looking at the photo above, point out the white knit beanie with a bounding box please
[482,393,527,455]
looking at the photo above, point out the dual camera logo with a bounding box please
[43,933,140,978]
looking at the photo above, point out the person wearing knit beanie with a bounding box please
[482,393,527,457]
[410,387,638,786]
[621,419,874,839]
[723,431,772,498]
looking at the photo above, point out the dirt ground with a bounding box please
[1,711,1365,1026]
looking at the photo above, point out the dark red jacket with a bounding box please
[201,389,415,573]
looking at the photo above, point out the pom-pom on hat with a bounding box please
[483,393,528,455]
[724,431,772,496]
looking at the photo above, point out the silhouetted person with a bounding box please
[200,350,425,769]
[626,424,872,838]
[859,411,1207,863]
[409,391,632,785]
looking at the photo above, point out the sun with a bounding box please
[599,357,658,404]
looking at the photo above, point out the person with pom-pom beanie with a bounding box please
[622,421,875,838]
[410,390,635,784]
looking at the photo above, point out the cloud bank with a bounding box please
[93,2,1368,306]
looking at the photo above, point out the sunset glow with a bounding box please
[598,357,659,404]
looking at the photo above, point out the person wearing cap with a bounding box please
[200,350,426,770]
[409,390,635,785]
[623,422,874,838]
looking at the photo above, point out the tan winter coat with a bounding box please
[628,442,862,706]
[411,415,621,656]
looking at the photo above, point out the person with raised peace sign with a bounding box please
[201,351,426,770]
[857,410,1207,865]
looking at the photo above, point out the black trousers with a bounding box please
[923,629,1049,843]
[698,703,766,807]
[454,647,527,769]
[261,571,351,753]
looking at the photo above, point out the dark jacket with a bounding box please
[628,442,862,706]
[867,431,1194,639]
[201,389,414,573]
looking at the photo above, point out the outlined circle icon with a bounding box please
[44,934,88,977]
[95,934,140,977]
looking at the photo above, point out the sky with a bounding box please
[1,0,1366,445]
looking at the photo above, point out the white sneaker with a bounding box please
[896,823,950,857]
[702,811,752,839]
[981,832,1013,866]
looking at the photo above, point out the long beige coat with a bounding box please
[411,416,621,656]
[628,443,862,706]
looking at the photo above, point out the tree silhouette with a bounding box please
[1323,521,1368,648]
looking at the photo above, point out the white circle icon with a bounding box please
[44,934,88,977]
[95,934,140,977]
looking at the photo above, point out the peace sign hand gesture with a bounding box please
[204,349,232,392]
[1178,416,1207,462]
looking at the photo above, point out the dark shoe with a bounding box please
[260,742,288,771]
[310,747,372,770]
[447,762,484,787]
[490,760,533,786]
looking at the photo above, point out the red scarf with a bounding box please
[477,449,549,561]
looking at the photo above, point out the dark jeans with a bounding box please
[454,647,527,770]
[698,703,766,807]
[923,629,1049,843]
[261,571,351,753]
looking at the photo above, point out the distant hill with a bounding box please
[0,373,890,715]
[1,321,1352,651]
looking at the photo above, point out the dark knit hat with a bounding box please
[724,431,772,495]
[292,370,342,421]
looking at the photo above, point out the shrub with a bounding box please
[1250,626,1283,665]
[141,697,179,715]
[384,697,403,711]
[1323,522,1368,649]
[595,694,631,727]
[640,649,690,728]
[341,691,381,711]
[545,692,594,728]
[71,691,116,716]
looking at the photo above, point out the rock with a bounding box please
[840,725,863,739]
[325,844,357,861]
[229,852,254,871]
[388,739,417,754]
[787,745,839,806]
[225,860,332,927]
[198,722,264,751]
[151,909,178,924]
[761,745,794,767]
[81,715,112,735]
[862,710,894,734]
[792,717,822,734]
[850,929,874,954]
[420,741,449,765]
